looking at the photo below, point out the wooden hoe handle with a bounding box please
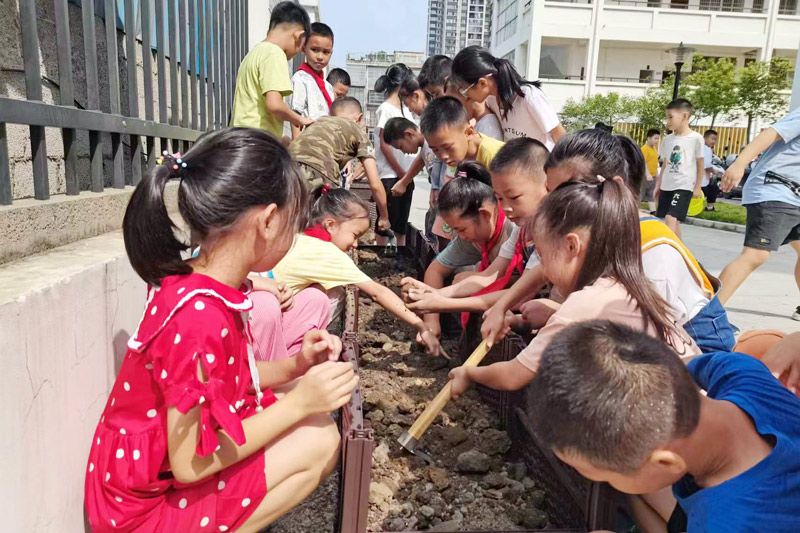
[406,339,491,440]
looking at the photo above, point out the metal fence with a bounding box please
[0,0,249,205]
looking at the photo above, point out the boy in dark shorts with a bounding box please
[656,99,704,238]
[288,97,389,232]
[718,107,800,319]
[529,320,800,533]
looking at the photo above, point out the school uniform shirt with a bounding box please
[497,224,540,270]
[435,216,517,270]
[675,352,800,532]
[271,234,371,294]
[486,84,560,150]
[641,144,659,177]
[288,69,335,121]
[85,274,277,533]
[476,133,505,169]
[374,102,417,180]
[288,116,376,183]
[475,112,504,141]
[742,107,800,207]
[515,277,700,372]
[658,131,705,192]
[231,41,292,138]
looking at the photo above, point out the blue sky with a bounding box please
[322,0,429,69]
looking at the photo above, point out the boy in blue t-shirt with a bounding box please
[528,320,800,532]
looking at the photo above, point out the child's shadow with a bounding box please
[113,330,131,379]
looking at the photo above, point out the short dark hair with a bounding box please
[646,128,660,139]
[309,22,333,41]
[382,117,418,144]
[327,68,351,87]
[704,129,718,138]
[666,98,693,114]
[437,161,495,218]
[420,96,468,136]
[329,96,362,116]
[268,1,311,37]
[490,137,549,178]
[528,320,701,472]
[418,55,452,90]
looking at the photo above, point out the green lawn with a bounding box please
[641,201,747,226]
[693,202,747,226]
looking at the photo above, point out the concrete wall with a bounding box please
[0,231,146,532]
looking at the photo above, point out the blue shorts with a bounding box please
[683,294,736,353]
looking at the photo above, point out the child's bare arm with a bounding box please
[449,359,534,399]
[481,265,547,346]
[440,256,511,297]
[167,360,356,484]
[762,331,800,395]
[378,130,407,177]
[361,158,390,228]
[265,91,313,127]
[392,153,425,195]
[694,156,704,198]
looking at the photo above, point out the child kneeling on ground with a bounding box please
[529,320,800,532]
[85,128,357,533]
[269,185,446,357]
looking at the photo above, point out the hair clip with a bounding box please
[596,175,606,183]
[321,184,332,195]
[456,171,467,178]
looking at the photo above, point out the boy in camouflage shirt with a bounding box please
[289,97,390,231]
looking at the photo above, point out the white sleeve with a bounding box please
[289,74,308,116]
[375,104,392,130]
[695,135,705,162]
[524,249,541,270]
[498,224,520,259]
[641,245,710,325]
[703,145,713,169]
[526,86,560,133]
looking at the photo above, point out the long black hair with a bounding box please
[532,179,680,345]
[451,46,541,119]
[123,128,307,286]
[437,161,496,218]
[546,129,646,196]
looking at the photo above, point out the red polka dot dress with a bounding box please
[85,273,277,532]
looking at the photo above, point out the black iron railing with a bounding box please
[0,0,248,205]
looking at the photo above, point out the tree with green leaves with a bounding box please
[560,92,636,131]
[630,76,689,136]
[735,56,793,138]
[683,56,737,128]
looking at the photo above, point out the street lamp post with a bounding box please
[667,42,696,101]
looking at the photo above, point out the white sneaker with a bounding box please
[792,306,800,321]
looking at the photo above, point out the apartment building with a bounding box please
[490,0,800,121]
[428,0,494,56]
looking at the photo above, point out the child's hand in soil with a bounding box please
[448,367,471,399]
[287,361,358,415]
[406,291,446,314]
[297,330,343,373]
[401,277,437,302]
[418,329,450,359]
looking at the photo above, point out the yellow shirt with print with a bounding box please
[271,235,371,294]
[231,41,292,138]
[476,133,506,168]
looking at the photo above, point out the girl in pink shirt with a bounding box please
[449,178,699,396]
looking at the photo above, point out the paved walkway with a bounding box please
[407,176,799,334]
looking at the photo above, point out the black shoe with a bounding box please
[792,306,800,321]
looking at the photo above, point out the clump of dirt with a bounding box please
[357,250,550,532]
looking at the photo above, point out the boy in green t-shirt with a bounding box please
[231,1,313,140]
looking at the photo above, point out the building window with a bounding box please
[496,0,518,44]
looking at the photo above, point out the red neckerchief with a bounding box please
[303,224,332,242]
[461,229,525,328]
[479,210,506,271]
[298,63,332,110]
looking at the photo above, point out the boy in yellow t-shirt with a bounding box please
[231,2,313,140]
[640,128,660,212]
[420,97,505,170]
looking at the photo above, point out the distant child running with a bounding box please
[657,99,705,238]
[373,64,418,247]
[231,2,313,140]
[85,128,358,533]
[450,46,564,149]
[449,178,700,396]
[288,97,390,231]
[270,186,447,357]
[288,22,336,139]
[529,321,800,532]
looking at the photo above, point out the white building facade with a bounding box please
[428,0,494,57]
[490,0,800,118]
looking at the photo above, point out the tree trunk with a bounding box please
[746,114,753,141]
[711,113,717,128]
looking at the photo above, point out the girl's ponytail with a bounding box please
[309,185,369,226]
[438,161,496,218]
[123,162,191,286]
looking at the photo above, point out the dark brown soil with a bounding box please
[357,250,550,532]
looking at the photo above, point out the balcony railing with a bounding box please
[544,0,792,15]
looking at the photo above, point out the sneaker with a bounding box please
[705,205,716,212]
[792,306,800,321]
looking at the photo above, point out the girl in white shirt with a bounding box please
[451,46,565,150]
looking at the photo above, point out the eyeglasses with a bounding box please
[458,82,476,99]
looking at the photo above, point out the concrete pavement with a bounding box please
[407,175,799,334]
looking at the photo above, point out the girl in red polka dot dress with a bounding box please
[84,128,359,533]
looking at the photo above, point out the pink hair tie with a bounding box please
[456,171,467,178]
[321,184,332,195]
